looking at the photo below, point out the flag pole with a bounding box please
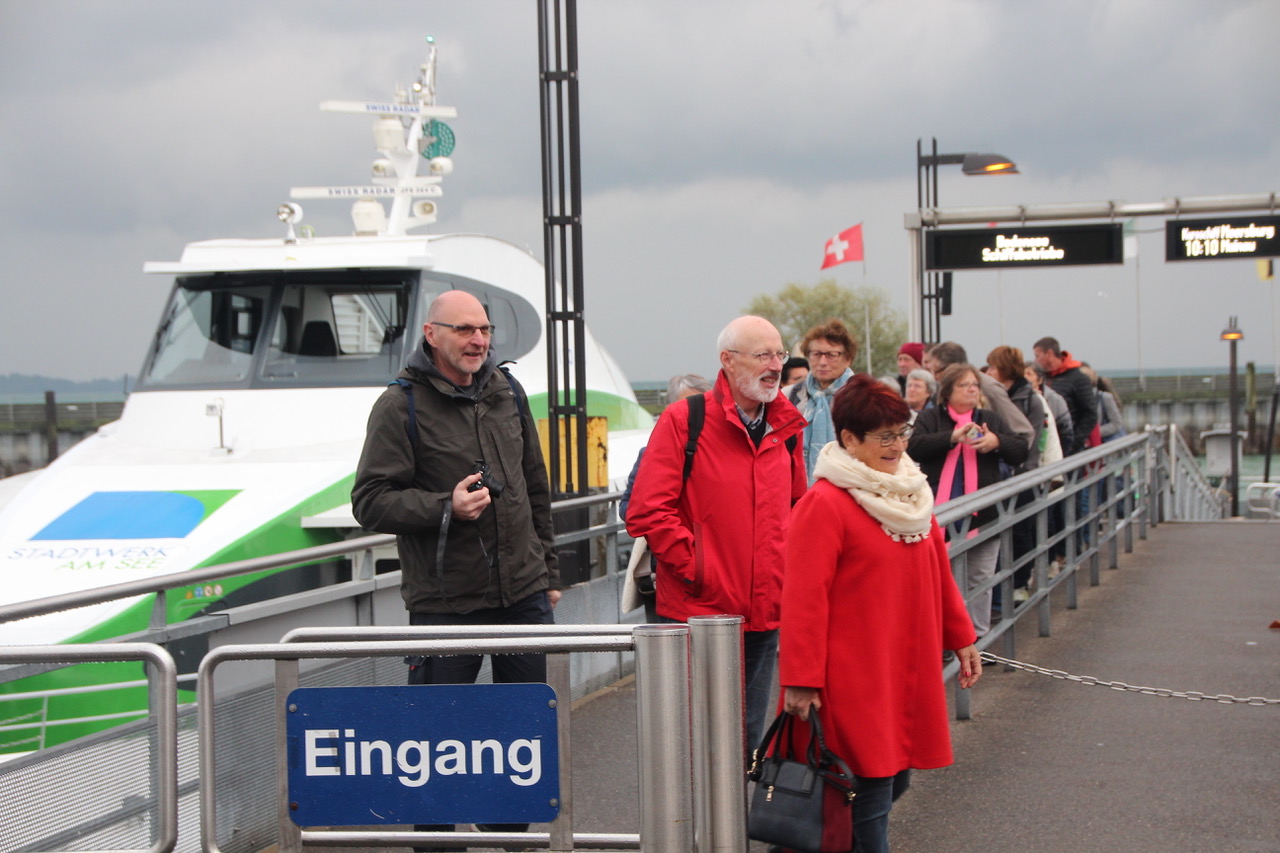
[862,254,869,373]
[865,300,872,374]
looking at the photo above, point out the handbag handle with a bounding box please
[749,709,856,803]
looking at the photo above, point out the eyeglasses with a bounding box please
[866,427,913,446]
[432,321,496,337]
[806,349,846,361]
[728,349,788,365]
[954,381,981,390]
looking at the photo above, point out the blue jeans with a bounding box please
[407,591,555,849]
[851,770,912,853]
[658,618,778,754]
[742,629,779,751]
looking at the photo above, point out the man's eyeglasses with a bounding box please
[432,321,496,338]
[866,427,913,446]
[806,349,846,361]
[728,349,788,365]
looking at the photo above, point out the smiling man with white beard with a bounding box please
[625,315,807,750]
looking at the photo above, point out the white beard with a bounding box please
[735,371,781,404]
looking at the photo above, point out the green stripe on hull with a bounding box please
[0,475,358,753]
[523,390,653,431]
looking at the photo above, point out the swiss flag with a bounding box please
[821,224,864,269]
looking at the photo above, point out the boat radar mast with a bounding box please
[286,37,458,239]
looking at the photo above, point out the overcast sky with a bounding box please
[2,0,1278,385]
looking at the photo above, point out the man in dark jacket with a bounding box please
[1033,336,1097,455]
[352,289,559,848]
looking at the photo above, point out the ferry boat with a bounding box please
[0,40,652,754]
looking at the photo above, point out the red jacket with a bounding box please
[780,480,976,777]
[625,371,807,630]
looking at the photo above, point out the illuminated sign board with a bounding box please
[925,224,1124,270]
[1165,216,1280,261]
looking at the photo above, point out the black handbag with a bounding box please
[747,709,856,853]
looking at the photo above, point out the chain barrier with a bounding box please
[979,652,1280,706]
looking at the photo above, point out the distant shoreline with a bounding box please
[4,365,1275,404]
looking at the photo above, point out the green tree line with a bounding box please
[743,279,907,378]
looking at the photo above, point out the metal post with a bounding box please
[1036,498,1052,638]
[1137,446,1150,539]
[1064,485,1079,610]
[688,615,747,853]
[1228,333,1241,516]
[906,216,924,341]
[43,390,59,463]
[635,624,693,853]
[548,652,574,852]
[1264,385,1278,483]
[275,659,302,853]
[1106,469,1120,569]
[537,0,590,506]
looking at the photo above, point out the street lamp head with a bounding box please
[1220,315,1244,341]
[961,153,1018,175]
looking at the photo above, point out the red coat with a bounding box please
[625,371,807,630]
[779,479,976,777]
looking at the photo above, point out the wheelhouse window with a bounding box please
[138,271,417,390]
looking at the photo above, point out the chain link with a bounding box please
[978,652,1280,706]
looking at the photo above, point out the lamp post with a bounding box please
[1221,316,1244,516]
[914,138,1018,343]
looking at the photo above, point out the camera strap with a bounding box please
[436,497,453,592]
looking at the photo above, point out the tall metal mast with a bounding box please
[537,0,589,512]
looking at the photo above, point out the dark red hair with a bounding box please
[831,374,911,444]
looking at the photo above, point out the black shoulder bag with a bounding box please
[747,709,856,853]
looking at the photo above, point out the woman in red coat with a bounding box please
[779,375,982,853]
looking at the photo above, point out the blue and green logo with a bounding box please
[31,490,241,540]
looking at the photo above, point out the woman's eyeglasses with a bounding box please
[866,427,913,446]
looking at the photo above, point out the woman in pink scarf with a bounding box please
[907,363,1028,636]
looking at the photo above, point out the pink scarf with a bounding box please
[936,405,979,533]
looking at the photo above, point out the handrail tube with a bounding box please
[300,830,639,848]
[280,623,637,643]
[3,436,1207,633]
[0,492,627,626]
[0,533,394,624]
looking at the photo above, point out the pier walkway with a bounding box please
[562,520,1279,853]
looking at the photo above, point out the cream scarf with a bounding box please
[811,440,934,543]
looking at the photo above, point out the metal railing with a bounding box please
[0,644,179,853]
[194,618,743,853]
[1,426,1226,853]
[935,426,1223,717]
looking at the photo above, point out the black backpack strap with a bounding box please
[498,362,533,435]
[392,378,417,449]
[683,393,706,481]
[681,392,795,481]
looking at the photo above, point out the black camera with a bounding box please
[466,459,505,498]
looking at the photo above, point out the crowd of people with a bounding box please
[619,318,1115,852]
[352,294,1115,853]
